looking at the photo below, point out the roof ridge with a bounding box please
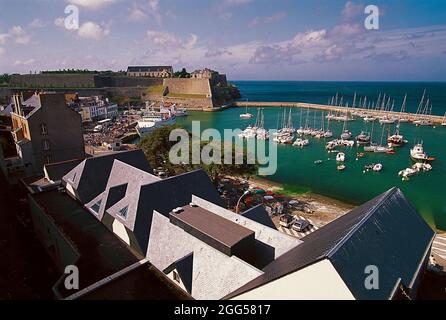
[326,187,399,259]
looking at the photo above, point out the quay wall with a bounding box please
[233,101,445,124]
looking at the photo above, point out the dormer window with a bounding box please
[117,205,129,220]
[40,123,48,135]
[91,199,102,214]
[42,139,50,151]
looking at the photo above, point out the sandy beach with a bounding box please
[246,176,355,227]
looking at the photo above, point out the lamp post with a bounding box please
[236,190,250,214]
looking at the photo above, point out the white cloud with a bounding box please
[129,3,148,21]
[29,19,46,29]
[14,59,35,66]
[78,22,109,40]
[128,0,162,24]
[0,34,10,45]
[8,26,31,45]
[145,30,180,47]
[54,17,65,28]
[186,34,198,49]
[0,47,5,57]
[249,11,287,27]
[68,0,116,10]
[341,1,363,21]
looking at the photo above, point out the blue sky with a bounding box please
[0,0,446,80]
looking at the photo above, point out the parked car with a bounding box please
[292,219,311,232]
[279,214,294,228]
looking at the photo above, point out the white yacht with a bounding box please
[336,152,345,162]
[240,106,253,119]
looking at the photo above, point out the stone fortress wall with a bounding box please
[8,72,239,110]
[10,74,164,89]
[10,74,96,88]
[163,78,212,97]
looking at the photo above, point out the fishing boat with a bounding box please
[410,143,435,162]
[442,112,446,126]
[336,152,345,162]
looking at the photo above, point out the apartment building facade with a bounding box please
[11,92,85,176]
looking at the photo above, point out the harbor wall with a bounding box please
[233,101,445,124]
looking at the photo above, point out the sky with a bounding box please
[0,0,446,80]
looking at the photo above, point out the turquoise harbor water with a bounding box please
[176,81,446,231]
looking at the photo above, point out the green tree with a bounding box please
[139,125,257,184]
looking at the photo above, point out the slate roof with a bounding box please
[163,253,194,294]
[133,169,224,255]
[241,205,277,230]
[31,189,143,299]
[105,183,128,211]
[63,150,152,204]
[170,205,255,253]
[44,158,85,182]
[225,188,435,300]
[31,189,190,300]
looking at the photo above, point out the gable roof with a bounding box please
[44,158,85,182]
[105,183,128,211]
[164,253,194,294]
[225,188,435,300]
[63,150,152,204]
[133,169,224,255]
[241,205,277,230]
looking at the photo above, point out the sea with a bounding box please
[174,81,446,231]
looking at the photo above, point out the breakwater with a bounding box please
[233,101,444,124]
